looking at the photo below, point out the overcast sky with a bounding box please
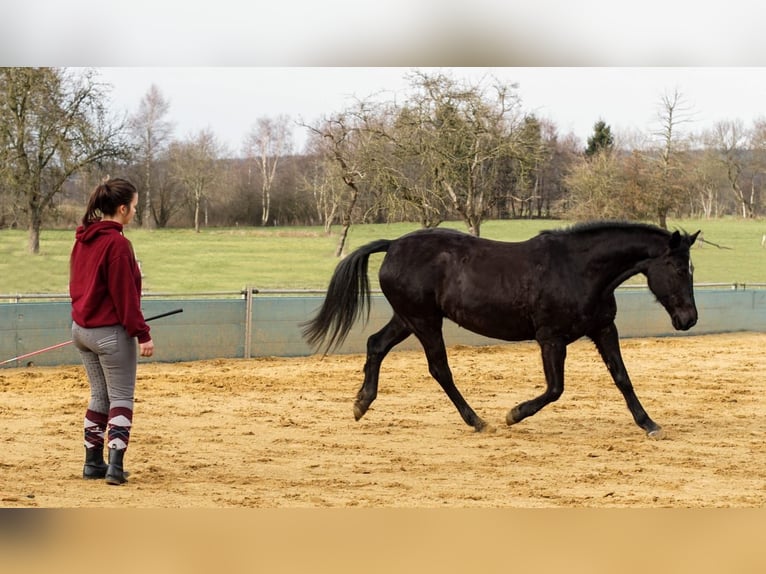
[3,1,765,67]
[95,67,766,154]
[4,2,766,155]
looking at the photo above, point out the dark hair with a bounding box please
[81,177,137,228]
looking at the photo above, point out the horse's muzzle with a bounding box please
[672,310,698,331]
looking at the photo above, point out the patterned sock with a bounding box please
[107,406,133,450]
[84,409,108,449]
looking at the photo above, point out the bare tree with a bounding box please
[535,121,579,218]
[308,115,362,257]
[169,129,221,232]
[0,166,22,228]
[306,102,384,257]
[749,116,766,217]
[687,133,726,218]
[508,115,552,218]
[752,116,766,151]
[564,149,628,220]
[706,119,756,218]
[376,102,447,228]
[300,144,341,233]
[649,88,695,228]
[402,70,521,236]
[128,84,174,228]
[0,67,128,253]
[147,154,186,227]
[243,115,293,226]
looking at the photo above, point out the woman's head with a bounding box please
[81,177,138,228]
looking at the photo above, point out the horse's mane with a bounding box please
[539,220,671,238]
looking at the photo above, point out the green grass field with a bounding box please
[1,218,764,296]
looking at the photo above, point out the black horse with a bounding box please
[302,222,700,438]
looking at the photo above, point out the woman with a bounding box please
[69,177,154,485]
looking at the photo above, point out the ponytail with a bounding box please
[81,177,137,228]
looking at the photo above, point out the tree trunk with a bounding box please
[334,198,356,257]
[28,218,41,254]
[335,222,351,258]
[334,176,359,257]
[143,161,155,229]
[261,184,270,226]
[467,217,481,237]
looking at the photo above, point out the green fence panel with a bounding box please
[2,290,764,368]
[0,299,244,367]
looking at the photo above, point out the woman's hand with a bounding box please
[139,339,154,357]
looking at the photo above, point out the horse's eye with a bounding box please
[671,260,685,275]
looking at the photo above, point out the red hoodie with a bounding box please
[69,220,150,343]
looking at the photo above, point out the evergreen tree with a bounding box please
[585,120,614,157]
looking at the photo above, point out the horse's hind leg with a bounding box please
[411,320,488,432]
[507,339,566,426]
[590,323,663,439]
[354,316,411,421]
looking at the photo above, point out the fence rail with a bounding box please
[2,282,765,304]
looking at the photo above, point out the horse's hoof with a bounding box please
[473,418,493,433]
[506,407,522,426]
[477,422,496,434]
[647,427,665,440]
[353,402,367,421]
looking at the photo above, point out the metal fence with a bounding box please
[2,285,765,368]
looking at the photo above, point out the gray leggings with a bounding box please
[71,322,137,414]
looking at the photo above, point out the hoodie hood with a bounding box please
[75,220,124,244]
[70,218,150,343]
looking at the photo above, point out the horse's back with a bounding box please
[381,228,502,282]
[381,226,542,279]
[378,228,545,339]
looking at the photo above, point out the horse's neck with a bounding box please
[578,231,665,293]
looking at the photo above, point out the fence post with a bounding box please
[244,286,254,359]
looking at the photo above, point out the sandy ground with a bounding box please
[1,331,764,508]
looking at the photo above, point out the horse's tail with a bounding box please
[301,238,392,354]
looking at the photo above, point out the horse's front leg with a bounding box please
[355,316,411,421]
[589,322,664,439]
[507,339,566,426]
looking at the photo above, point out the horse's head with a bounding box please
[645,230,700,331]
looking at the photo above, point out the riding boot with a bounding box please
[83,447,108,479]
[83,408,108,479]
[105,447,128,485]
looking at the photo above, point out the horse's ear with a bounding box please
[669,230,681,249]
[689,230,701,246]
